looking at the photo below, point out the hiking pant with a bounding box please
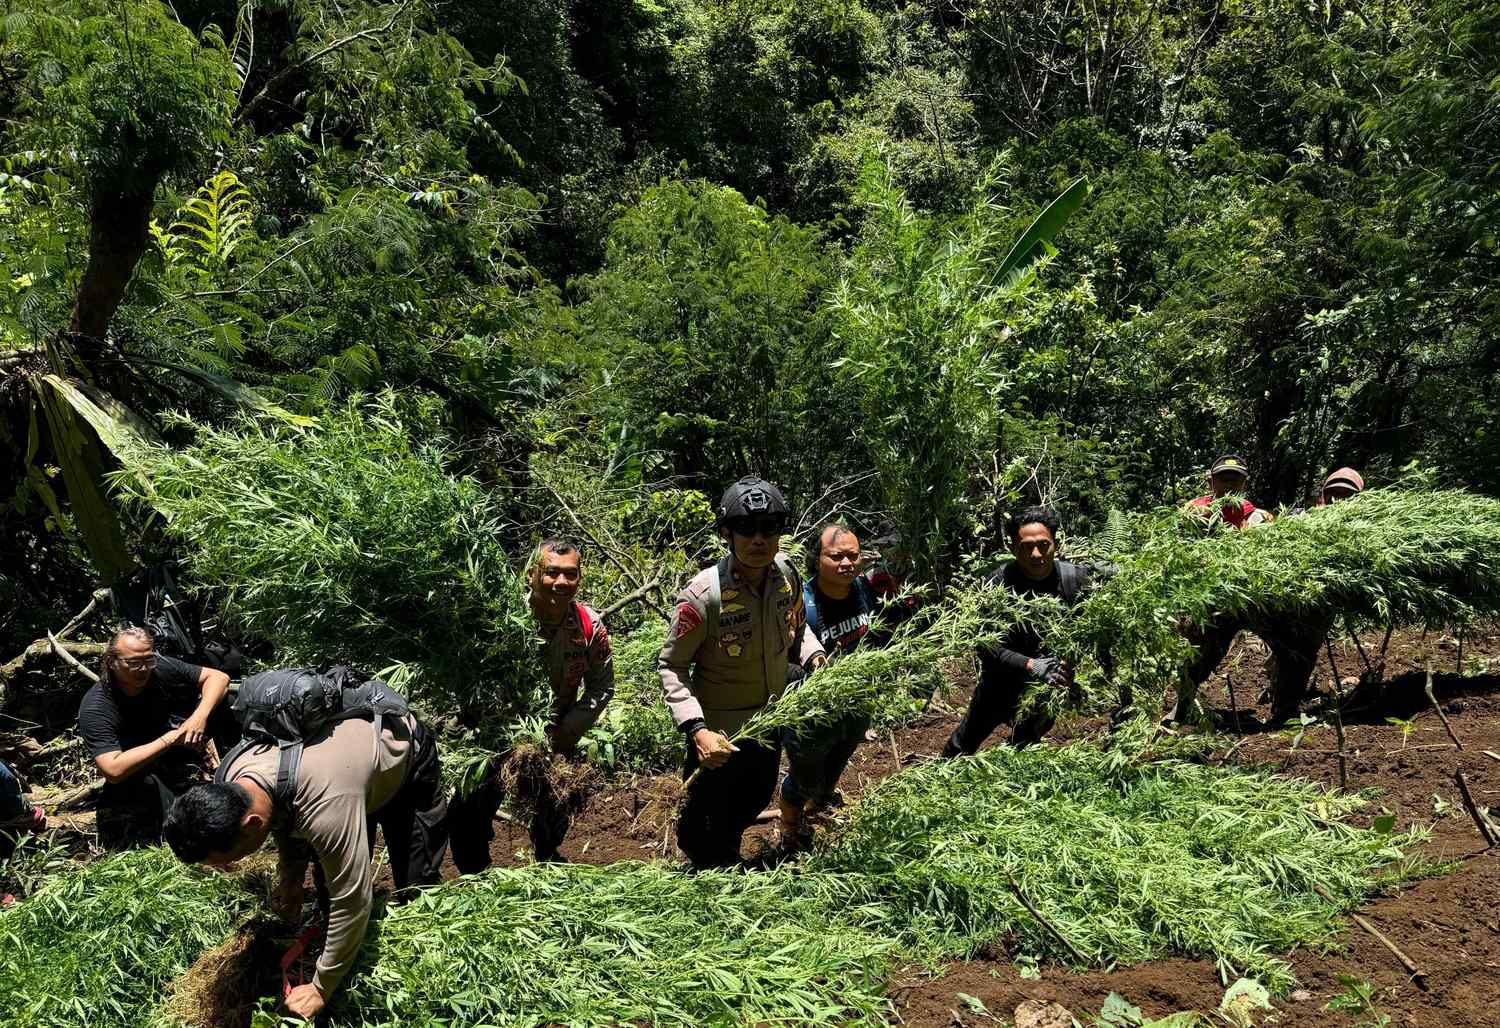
[370,719,448,890]
[1169,614,1330,724]
[678,737,781,868]
[942,668,1053,757]
[781,713,869,809]
[448,753,572,872]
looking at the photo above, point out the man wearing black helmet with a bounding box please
[658,476,826,867]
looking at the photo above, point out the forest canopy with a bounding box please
[2,0,1497,651]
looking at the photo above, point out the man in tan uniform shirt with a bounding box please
[659,477,824,867]
[164,710,446,1018]
[449,538,615,870]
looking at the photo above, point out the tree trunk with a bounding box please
[67,182,158,348]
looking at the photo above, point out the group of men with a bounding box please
[66,459,1365,1016]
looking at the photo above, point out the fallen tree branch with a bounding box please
[48,631,99,683]
[31,780,104,812]
[1424,661,1462,750]
[600,576,665,620]
[1006,873,1089,965]
[1,639,106,705]
[57,588,110,641]
[1454,769,1498,848]
[1314,883,1427,989]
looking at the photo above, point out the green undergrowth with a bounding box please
[316,742,1426,1025]
[0,848,256,1027]
[812,743,1430,992]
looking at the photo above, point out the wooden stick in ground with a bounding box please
[47,631,99,683]
[1324,638,1349,789]
[1483,750,1500,766]
[1313,883,1427,989]
[1423,661,1462,750]
[1006,874,1089,966]
[1453,769,1498,848]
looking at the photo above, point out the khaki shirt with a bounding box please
[224,715,415,996]
[658,554,824,734]
[537,601,615,741]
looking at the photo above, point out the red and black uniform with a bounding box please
[449,602,614,870]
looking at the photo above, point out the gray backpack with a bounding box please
[215,666,410,814]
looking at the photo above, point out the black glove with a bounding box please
[1029,656,1065,685]
[785,662,807,686]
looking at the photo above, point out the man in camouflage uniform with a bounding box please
[449,538,615,870]
[659,477,825,868]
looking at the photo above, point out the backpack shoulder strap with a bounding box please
[574,601,595,644]
[214,738,300,821]
[1057,561,1083,605]
[853,575,877,611]
[802,579,820,637]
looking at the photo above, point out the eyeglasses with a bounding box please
[727,516,786,538]
[823,550,861,565]
[117,656,157,672]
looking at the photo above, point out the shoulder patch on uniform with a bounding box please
[672,602,703,639]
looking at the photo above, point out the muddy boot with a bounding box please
[775,796,811,855]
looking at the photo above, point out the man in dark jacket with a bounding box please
[942,506,1098,756]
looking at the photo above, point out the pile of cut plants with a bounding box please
[0,740,1427,1026]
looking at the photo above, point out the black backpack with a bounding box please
[214,666,411,815]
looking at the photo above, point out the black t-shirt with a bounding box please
[77,654,205,758]
[980,560,1092,677]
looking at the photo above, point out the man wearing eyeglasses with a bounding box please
[77,626,231,840]
[776,522,915,851]
[658,476,825,867]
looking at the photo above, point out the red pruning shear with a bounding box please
[280,921,326,999]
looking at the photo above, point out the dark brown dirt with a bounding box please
[381,624,1500,1026]
[891,625,1500,1027]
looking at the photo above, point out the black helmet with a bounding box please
[716,476,790,526]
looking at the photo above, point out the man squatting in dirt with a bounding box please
[777,522,915,851]
[76,627,232,842]
[448,538,616,870]
[162,700,448,1018]
[1168,463,1367,726]
[943,506,1107,756]
[659,476,825,868]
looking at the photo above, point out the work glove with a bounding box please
[1029,655,1065,686]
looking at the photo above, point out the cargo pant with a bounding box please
[678,737,781,868]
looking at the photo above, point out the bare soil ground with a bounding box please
[50,624,1497,1026]
[457,625,1500,1027]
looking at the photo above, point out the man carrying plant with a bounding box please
[659,476,825,868]
[77,626,232,842]
[942,506,1099,756]
[449,537,615,871]
[778,522,914,850]
[1170,467,1367,725]
[162,674,447,1020]
[1184,454,1272,529]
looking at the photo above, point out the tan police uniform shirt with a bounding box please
[658,554,824,734]
[223,714,415,996]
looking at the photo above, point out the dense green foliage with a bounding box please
[4,0,1498,654]
[321,741,1419,1023]
[1059,488,1500,714]
[0,848,253,1027]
